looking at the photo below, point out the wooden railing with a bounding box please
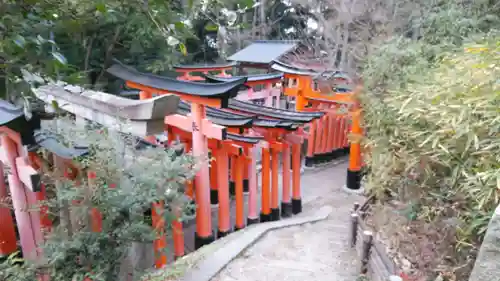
[349,198,402,281]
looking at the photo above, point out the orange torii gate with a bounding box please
[200,104,309,220]
[223,99,322,216]
[171,102,264,228]
[272,61,364,191]
[106,60,247,251]
[113,92,265,255]
[174,62,235,81]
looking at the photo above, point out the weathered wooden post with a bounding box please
[359,230,373,274]
[350,213,359,248]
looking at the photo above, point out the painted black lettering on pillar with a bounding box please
[192,122,200,132]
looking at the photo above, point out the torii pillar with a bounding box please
[163,112,227,249]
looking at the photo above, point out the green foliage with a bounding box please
[1,118,199,281]
[0,0,201,102]
[361,0,500,259]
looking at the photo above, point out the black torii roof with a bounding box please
[107,60,247,107]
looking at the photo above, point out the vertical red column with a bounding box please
[243,152,249,194]
[346,108,363,192]
[234,156,245,230]
[305,121,317,167]
[191,103,214,249]
[281,144,292,217]
[270,148,280,221]
[0,161,17,257]
[229,156,236,196]
[291,143,302,214]
[260,148,271,222]
[209,156,218,205]
[215,145,231,237]
[247,146,259,225]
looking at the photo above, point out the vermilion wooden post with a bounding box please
[215,144,231,237]
[329,111,336,158]
[247,146,259,225]
[243,155,249,194]
[172,207,185,260]
[28,153,52,235]
[305,121,317,167]
[36,184,52,234]
[260,148,271,222]
[165,132,184,260]
[152,201,167,267]
[319,116,328,161]
[191,103,214,248]
[87,171,102,233]
[0,161,17,257]
[320,115,329,160]
[234,155,245,230]
[291,143,302,214]
[209,156,218,205]
[340,116,346,151]
[324,113,332,160]
[281,144,292,218]
[346,108,363,191]
[331,115,339,156]
[270,147,280,221]
[336,115,343,156]
[314,120,322,160]
[229,155,236,196]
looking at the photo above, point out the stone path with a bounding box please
[210,161,363,281]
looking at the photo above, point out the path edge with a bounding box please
[180,206,333,281]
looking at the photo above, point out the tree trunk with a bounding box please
[260,0,266,38]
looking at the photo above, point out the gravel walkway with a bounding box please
[210,162,363,281]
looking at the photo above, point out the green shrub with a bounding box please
[362,36,499,248]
